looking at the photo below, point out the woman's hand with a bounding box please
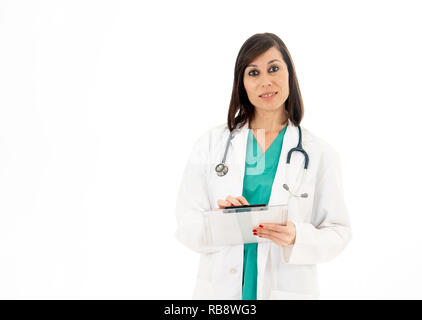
[253,222,296,247]
[217,195,249,209]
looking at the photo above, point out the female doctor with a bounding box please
[175,32,352,300]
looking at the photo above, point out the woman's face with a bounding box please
[243,46,289,113]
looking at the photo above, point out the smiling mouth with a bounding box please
[259,91,278,98]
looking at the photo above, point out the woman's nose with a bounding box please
[259,75,272,88]
[260,81,272,88]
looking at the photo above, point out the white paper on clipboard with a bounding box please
[203,205,288,246]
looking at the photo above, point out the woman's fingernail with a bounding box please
[259,225,263,228]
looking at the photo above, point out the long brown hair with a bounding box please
[227,33,304,131]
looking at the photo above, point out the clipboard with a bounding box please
[203,204,288,246]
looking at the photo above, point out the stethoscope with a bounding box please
[215,126,309,198]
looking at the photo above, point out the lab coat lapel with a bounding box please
[229,122,249,195]
[268,118,305,206]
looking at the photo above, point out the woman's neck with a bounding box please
[249,109,288,133]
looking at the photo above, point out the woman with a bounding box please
[175,32,351,300]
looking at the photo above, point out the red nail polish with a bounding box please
[259,225,263,228]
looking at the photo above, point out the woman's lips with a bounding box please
[259,91,278,100]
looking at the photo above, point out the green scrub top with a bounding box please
[241,125,287,300]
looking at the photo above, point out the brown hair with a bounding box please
[227,32,304,131]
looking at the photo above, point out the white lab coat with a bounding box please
[175,118,351,300]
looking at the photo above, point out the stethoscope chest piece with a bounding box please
[215,130,233,177]
[215,163,228,176]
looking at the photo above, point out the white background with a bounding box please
[0,0,421,299]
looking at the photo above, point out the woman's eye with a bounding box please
[248,65,279,77]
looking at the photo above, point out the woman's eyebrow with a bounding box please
[246,59,282,68]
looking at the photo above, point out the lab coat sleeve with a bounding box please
[283,148,352,265]
[174,133,225,254]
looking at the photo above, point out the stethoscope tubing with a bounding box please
[286,126,309,170]
[215,125,310,197]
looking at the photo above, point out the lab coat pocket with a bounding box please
[269,290,317,300]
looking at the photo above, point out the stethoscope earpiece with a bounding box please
[283,184,308,198]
